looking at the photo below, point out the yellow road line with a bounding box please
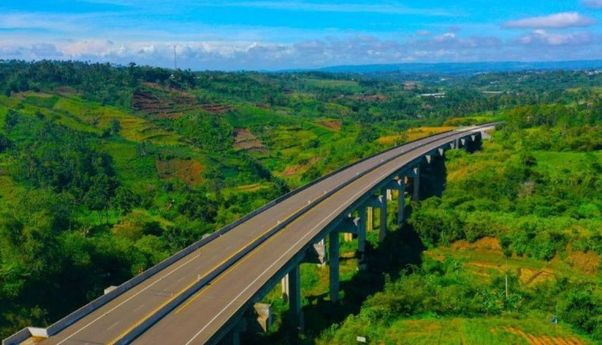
[106,207,301,345]
[174,215,293,314]
[106,128,479,344]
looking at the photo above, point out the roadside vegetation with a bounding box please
[313,108,602,344]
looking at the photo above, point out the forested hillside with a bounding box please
[316,105,602,345]
[0,60,601,343]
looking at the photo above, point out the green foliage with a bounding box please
[0,133,10,152]
[318,258,531,344]
[0,60,601,342]
[6,113,118,209]
[403,113,602,341]
[176,113,233,151]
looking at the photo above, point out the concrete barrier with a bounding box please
[113,124,498,344]
[4,123,499,344]
[2,328,31,345]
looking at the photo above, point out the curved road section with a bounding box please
[5,124,495,345]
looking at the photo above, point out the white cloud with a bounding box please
[582,0,602,9]
[504,12,595,29]
[0,31,599,70]
[518,30,593,46]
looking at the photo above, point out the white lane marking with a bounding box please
[63,128,478,345]
[55,253,202,345]
[181,137,460,345]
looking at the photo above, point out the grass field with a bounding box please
[377,126,455,146]
[302,78,361,92]
[319,315,593,345]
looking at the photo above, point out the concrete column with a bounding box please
[358,207,366,255]
[366,206,374,231]
[289,264,303,330]
[281,274,290,301]
[412,166,421,201]
[223,322,241,345]
[315,239,326,265]
[253,303,272,333]
[378,194,387,243]
[397,181,405,226]
[329,230,340,303]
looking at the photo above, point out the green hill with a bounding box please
[0,60,600,343]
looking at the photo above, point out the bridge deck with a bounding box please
[34,126,489,345]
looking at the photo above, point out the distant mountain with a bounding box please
[317,60,602,75]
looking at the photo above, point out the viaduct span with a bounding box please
[4,123,497,345]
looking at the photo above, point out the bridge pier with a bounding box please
[366,194,387,242]
[281,274,290,301]
[398,188,405,226]
[412,166,421,201]
[384,177,405,227]
[288,264,303,330]
[379,195,387,242]
[222,320,243,345]
[329,230,340,303]
[301,239,326,265]
[357,207,366,258]
[465,133,483,153]
[251,303,271,333]
[335,213,360,244]
[314,239,326,265]
[224,329,240,345]
[393,179,406,226]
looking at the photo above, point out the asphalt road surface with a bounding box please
[38,125,490,345]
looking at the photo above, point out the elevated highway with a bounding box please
[4,123,497,345]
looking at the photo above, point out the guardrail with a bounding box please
[113,124,496,344]
[3,123,498,345]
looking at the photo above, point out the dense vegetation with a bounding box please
[316,105,602,344]
[0,60,600,343]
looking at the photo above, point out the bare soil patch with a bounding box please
[155,158,203,186]
[348,94,388,102]
[234,183,268,193]
[518,267,555,286]
[282,157,319,177]
[54,86,77,96]
[566,249,600,274]
[132,83,233,119]
[233,128,266,153]
[452,237,502,252]
[506,327,584,345]
[316,119,342,131]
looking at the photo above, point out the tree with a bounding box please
[0,133,10,152]
[110,119,121,136]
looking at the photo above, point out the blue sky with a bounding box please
[1,0,602,70]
